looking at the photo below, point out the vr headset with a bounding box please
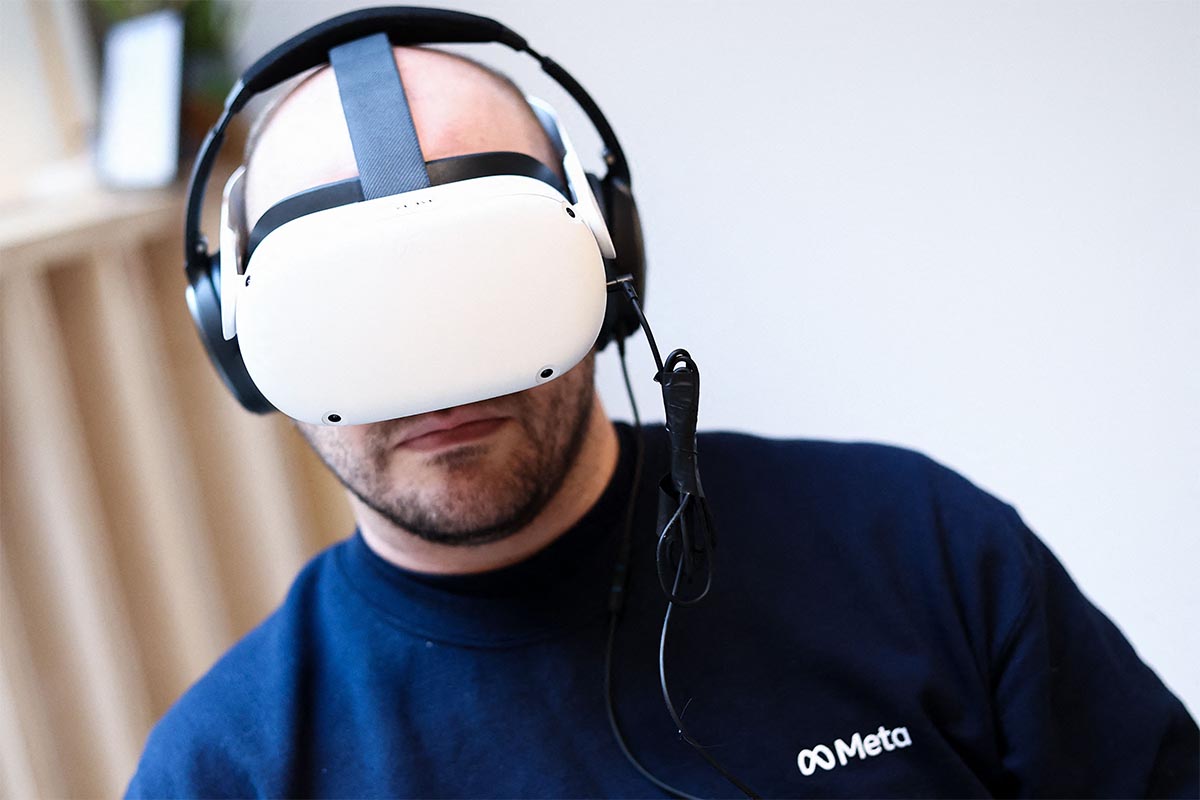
[185,7,645,425]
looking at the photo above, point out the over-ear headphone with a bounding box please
[184,6,645,415]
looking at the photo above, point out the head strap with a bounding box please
[329,33,430,199]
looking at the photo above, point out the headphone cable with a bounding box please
[660,558,762,799]
[605,325,761,800]
[605,339,705,800]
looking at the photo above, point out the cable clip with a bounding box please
[657,350,702,497]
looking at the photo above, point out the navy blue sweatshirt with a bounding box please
[127,424,1198,797]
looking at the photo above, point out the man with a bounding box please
[127,45,1197,798]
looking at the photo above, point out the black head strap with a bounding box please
[245,152,566,260]
[329,32,429,199]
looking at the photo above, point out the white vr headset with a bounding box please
[218,98,612,425]
[184,10,645,426]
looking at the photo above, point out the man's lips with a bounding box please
[393,411,511,452]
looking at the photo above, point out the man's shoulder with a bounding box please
[695,427,993,509]
[698,427,939,477]
[690,427,1034,564]
[126,540,348,797]
[691,428,1041,679]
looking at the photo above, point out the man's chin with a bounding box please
[372,444,545,538]
[363,480,545,548]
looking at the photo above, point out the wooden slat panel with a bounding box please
[232,415,326,604]
[0,169,354,796]
[144,238,315,636]
[46,244,231,715]
[0,550,66,800]
[276,417,356,553]
[0,269,152,797]
[0,641,40,800]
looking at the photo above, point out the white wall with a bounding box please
[233,1,1199,716]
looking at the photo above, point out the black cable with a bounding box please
[654,495,713,606]
[659,561,762,800]
[604,616,705,800]
[604,340,704,800]
[605,288,761,800]
[609,338,642,617]
[618,279,665,374]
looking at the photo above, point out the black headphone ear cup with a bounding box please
[185,255,275,413]
[593,173,645,349]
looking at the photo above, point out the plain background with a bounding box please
[233,0,1198,716]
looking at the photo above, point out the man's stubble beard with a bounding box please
[298,357,597,548]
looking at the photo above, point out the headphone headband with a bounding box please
[237,7,524,107]
[185,6,630,271]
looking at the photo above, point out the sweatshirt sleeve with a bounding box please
[989,522,1198,797]
[124,720,256,800]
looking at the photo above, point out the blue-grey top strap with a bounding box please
[328,33,430,199]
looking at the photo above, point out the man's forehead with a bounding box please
[242,46,554,227]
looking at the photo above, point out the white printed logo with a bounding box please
[796,725,912,776]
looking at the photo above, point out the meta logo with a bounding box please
[796,725,913,776]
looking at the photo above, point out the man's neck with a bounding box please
[354,397,620,575]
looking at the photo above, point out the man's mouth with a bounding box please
[393,411,511,452]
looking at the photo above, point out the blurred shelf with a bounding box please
[0,185,184,273]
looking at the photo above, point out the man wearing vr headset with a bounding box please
[128,9,1197,799]
[243,47,616,577]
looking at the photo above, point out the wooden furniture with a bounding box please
[0,186,352,798]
